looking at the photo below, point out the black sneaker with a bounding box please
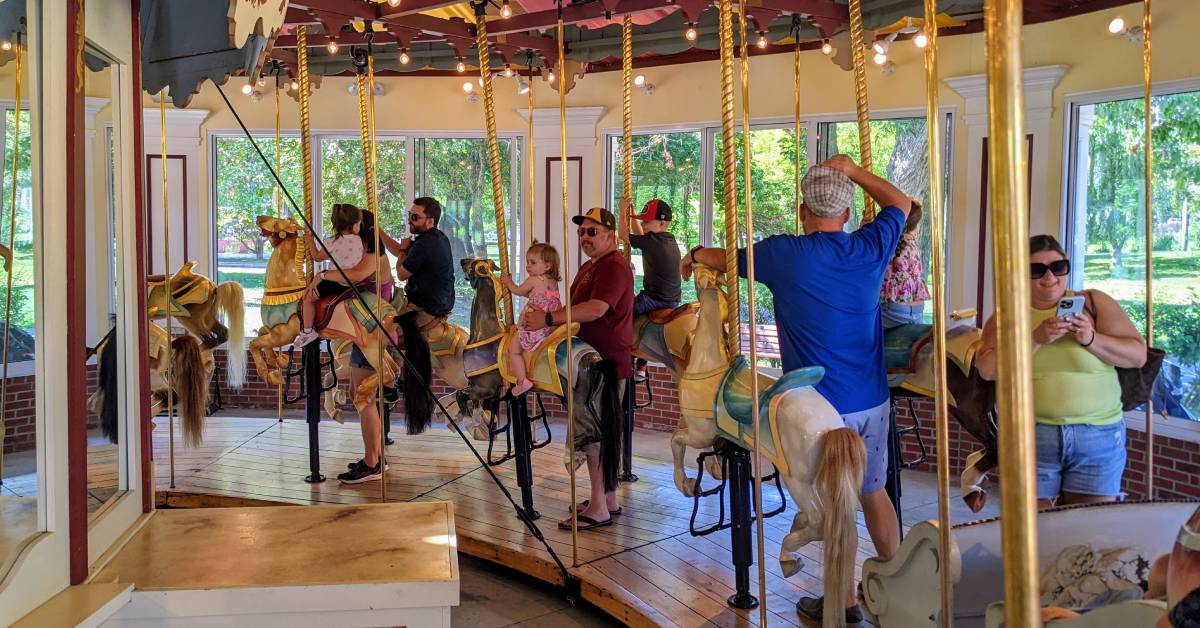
[338,461,383,484]
[796,596,863,627]
[346,458,389,471]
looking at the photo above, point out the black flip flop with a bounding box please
[559,514,612,531]
[571,499,622,515]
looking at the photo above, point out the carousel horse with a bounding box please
[448,258,507,440]
[146,261,246,389]
[87,320,211,446]
[632,301,700,373]
[250,215,431,434]
[676,264,865,626]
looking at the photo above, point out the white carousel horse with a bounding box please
[675,264,867,627]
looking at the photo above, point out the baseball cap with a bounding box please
[633,199,672,222]
[572,206,617,230]
[801,165,855,217]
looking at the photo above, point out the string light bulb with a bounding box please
[290,79,299,91]
[820,40,833,55]
[756,32,767,49]
[685,23,698,41]
[547,70,555,83]
[913,31,928,48]
[873,52,888,65]
[327,40,339,54]
[633,74,645,87]
[1108,16,1127,34]
[456,58,466,73]
[462,81,474,93]
[500,0,512,18]
[388,0,401,6]
[503,63,513,77]
[399,48,411,65]
[241,82,254,95]
[1,41,11,51]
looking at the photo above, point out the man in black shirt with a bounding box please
[392,197,455,321]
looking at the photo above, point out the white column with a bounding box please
[84,97,108,345]
[522,106,606,287]
[944,65,1067,320]
[142,107,209,275]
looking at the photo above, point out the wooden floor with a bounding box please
[154,414,884,628]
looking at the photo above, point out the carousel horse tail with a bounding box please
[98,332,119,444]
[172,335,209,448]
[397,312,432,435]
[216,281,246,390]
[814,427,867,628]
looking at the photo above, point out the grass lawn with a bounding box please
[1083,250,1199,306]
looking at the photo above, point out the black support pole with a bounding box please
[725,444,758,609]
[303,342,325,483]
[885,400,904,530]
[510,392,539,520]
[619,373,638,482]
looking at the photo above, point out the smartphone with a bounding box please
[1056,296,1084,319]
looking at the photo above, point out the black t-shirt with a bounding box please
[402,228,455,317]
[629,231,682,302]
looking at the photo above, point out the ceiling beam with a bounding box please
[289,0,377,20]
[480,0,669,36]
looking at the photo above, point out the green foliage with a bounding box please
[320,138,407,237]
[214,136,303,259]
[611,132,704,251]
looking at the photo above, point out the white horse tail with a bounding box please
[216,281,246,389]
[814,427,866,628]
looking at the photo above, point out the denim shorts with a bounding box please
[1035,422,1127,500]
[841,400,891,494]
[882,302,925,329]
[633,292,680,317]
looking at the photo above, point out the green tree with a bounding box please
[214,136,303,259]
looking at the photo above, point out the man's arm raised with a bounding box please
[823,154,912,217]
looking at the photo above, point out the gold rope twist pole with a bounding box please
[737,3,768,623]
[984,1,1039,625]
[475,17,515,326]
[526,64,536,244]
[356,73,378,217]
[923,0,953,623]
[0,40,22,478]
[847,0,876,222]
[296,26,314,282]
[717,0,739,360]
[160,89,176,488]
[1142,0,1154,500]
[275,71,284,423]
[556,12,579,567]
[794,45,802,236]
[620,13,633,259]
[366,51,387,503]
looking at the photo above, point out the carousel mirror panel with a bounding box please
[0,0,39,583]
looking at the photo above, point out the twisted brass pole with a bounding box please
[1142,0,1155,500]
[621,14,633,259]
[984,1,1039,625]
[0,41,22,481]
[923,1,953,623]
[794,45,802,236]
[556,10,579,567]
[526,65,536,246]
[275,72,284,424]
[296,26,314,282]
[475,14,515,326]
[356,73,378,217]
[848,0,876,222]
[717,0,739,360]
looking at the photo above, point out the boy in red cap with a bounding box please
[620,198,682,381]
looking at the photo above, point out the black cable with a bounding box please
[212,81,571,581]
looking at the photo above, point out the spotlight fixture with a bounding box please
[633,74,645,87]
[241,82,254,95]
[327,40,339,54]
[517,76,530,94]
[463,81,474,93]
[456,58,466,73]
[1108,16,1127,34]
[913,31,928,48]
[500,0,512,18]
[1106,15,1144,41]
[1,41,11,51]
[873,52,888,65]
[503,63,513,77]
[399,48,411,65]
[820,40,834,55]
[756,32,767,49]
[685,23,698,42]
[872,39,889,55]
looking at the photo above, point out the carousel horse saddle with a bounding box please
[147,261,211,316]
[498,323,596,398]
[426,320,467,360]
[885,323,934,372]
[314,287,394,334]
[714,356,823,476]
[634,303,700,369]
[893,324,984,402]
[647,303,699,325]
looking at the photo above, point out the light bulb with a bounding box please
[1,41,11,51]
[872,39,888,55]
[547,71,555,83]
[500,0,512,18]
[685,25,698,41]
[388,0,401,6]
[503,63,513,77]
[1108,16,1127,34]
[756,33,767,49]
[241,82,253,95]
[873,52,888,65]
[633,74,645,87]
[327,40,339,54]
[463,81,474,93]
[913,32,928,48]
[456,59,466,73]
[399,49,411,65]
[820,41,833,55]
[290,80,299,91]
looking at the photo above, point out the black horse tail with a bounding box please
[397,312,432,435]
[597,360,622,493]
[98,333,119,444]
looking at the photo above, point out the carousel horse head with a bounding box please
[257,214,302,245]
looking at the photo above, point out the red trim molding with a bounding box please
[132,0,153,514]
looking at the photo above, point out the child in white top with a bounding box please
[295,203,364,347]
[501,243,562,396]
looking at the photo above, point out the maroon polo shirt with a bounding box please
[569,249,634,379]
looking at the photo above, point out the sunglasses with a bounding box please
[408,212,426,222]
[577,226,604,238]
[1031,259,1071,279]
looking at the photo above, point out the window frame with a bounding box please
[0,100,35,375]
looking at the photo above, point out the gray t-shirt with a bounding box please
[629,231,682,302]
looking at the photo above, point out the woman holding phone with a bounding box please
[977,234,1147,508]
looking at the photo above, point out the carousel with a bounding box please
[0,0,1198,626]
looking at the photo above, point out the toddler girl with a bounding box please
[880,200,930,329]
[295,203,364,347]
[502,243,562,396]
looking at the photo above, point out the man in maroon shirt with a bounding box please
[520,206,633,530]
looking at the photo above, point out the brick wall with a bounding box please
[2,365,98,454]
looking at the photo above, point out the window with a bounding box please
[1,107,34,358]
[1068,89,1200,422]
[212,135,303,333]
[319,136,408,238]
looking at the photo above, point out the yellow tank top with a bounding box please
[1031,292,1123,426]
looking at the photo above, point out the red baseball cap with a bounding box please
[633,199,672,222]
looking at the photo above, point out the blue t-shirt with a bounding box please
[738,206,905,414]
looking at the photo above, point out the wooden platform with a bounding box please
[152,414,884,627]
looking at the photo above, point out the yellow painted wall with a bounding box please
[149,0,1198,306]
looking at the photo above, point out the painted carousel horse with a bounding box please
[676,264,865,626]
[250,215,431,433]
[88,320,211,446]
[146,260,245,389]
[632,301,700,373]
[446,258,508,440]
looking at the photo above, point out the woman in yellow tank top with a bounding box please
[977,235,1147,508]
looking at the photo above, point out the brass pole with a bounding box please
[363,49,387,502]
[556,9,579,567]
[984,1,1039,625]
[848,0,876,222]
[794,45,802,236]
[620,14,633,260]
[0,40,22,480]
[160,90,176,488]
[275,72,284,424]
[923,1,953,623]
[737,4,768,623]
[296,26,314,283]
[1141,0,1154,500]
[475,13,515,326]
[717,0,739,359]
[526,64,536,246]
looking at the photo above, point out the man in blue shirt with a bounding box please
[681,154,911,626]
